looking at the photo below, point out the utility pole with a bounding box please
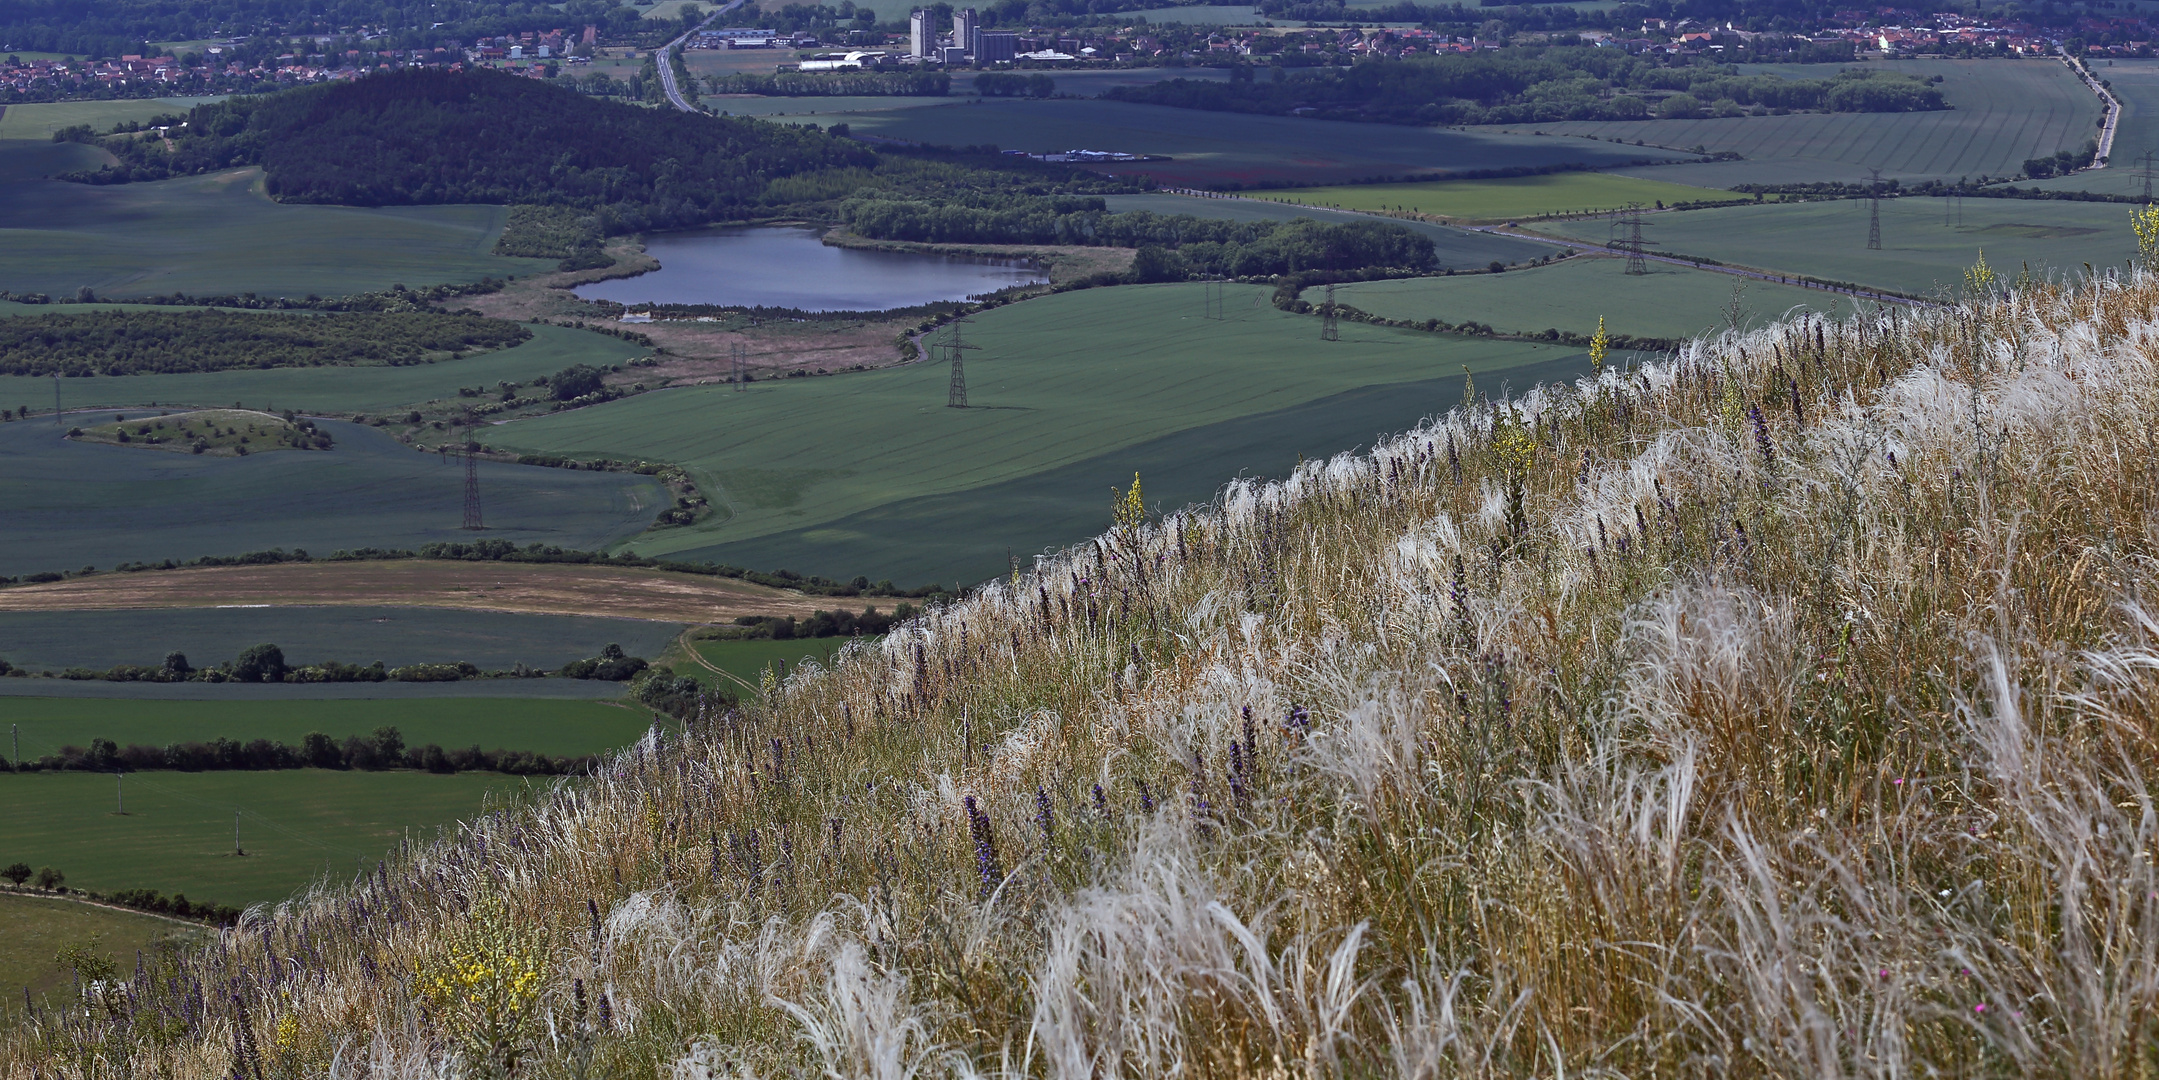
[731,341,747,391]
[1867,168,1883,251]
[10,724,16,770]
[944,318,976,408]
[116,772,124,815]
[1203,279,1225,320]
[1320,283,1339,341]
[235,809,243,856]
[52,374,60,427]
[2141,149,2155,204]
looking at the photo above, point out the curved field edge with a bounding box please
[484,282,1587,569]
[13,271,2159,1075]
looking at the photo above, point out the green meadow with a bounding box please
[0,892,204,1011]
[488,282,1594,584]
[1528,196,2140,296]
[1325,257,1867,340]
[1508,59,2099,188]
[0,155,556,297]
[0,98,226,141]
[0,769,545,904]
[0,323,651,415]
[0,697,646,760]
[1270,172,1734,221]
[0,419,665,577]
[686,636,857,690]
[1101,192,1558,266]
[0,606,682,674]
[2028,57,2159,198]
[821,97,1688,186]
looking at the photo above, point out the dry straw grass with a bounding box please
[13,266,2159,1078]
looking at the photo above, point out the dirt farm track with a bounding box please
[0,560,827,623]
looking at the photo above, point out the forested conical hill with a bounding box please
[60,68,873,232]
[15,271,2159,1076]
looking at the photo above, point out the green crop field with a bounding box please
[686,636,857,690]
[1491,59,2099,188]
[820,98,1690,186]
[0,417,665,577]
[487,282,1595,585]
[1,697,647,761]
[1324,258,1867,340]
[0,323,652,415]
[0,98,225,141]
[1265,172,1736,221]
[0,151,556,297]
[0,892,204,1012]
[1101,192,1559,266]
[2029,58,2159,197]
[0,678,629,702]
[0,769,550,904]
[1527,196,2138,296]
[0,606,682,673]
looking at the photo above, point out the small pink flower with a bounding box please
[1974,1003,1987,1013]
[1893,777,1906,785]
[1879,968,1891,979]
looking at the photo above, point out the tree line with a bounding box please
[705,71,950,97]
[1107,51,1946,126]
[493,205,614,271]
[10,726,599,777]
[0,642,652,686]
[0,309,530,377]
[844,196,1436,275]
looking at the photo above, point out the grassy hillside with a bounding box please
[16,252,2159,1074]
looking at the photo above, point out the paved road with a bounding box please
[656,0,747,112]
[2063,49,2121,167]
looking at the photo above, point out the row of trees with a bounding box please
[22,642,650,685]
[1108,51,1946,126]
[11,726,597,776]
[845,197,1436,276]
[704,71,951,97]
[0,309,530,377]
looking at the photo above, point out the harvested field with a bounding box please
[0,560,823,623]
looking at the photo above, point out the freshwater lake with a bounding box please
[574,225,1047,311]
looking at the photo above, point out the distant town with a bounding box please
[5,4,2156,103]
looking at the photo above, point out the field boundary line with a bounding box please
[676,629,761,694]
[2060,49,2120,168]
[0,885,211,930]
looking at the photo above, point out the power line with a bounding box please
[731,341,747,391]
[1320,283,1339,341]
[1203,279,1225,321]
[943,318,977,408]
[1611,203,1656,275]
[1867,168,1883,251]
[461,426,485,530]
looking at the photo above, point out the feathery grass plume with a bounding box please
[24,270,2159,1076]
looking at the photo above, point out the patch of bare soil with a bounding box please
[0,561,832,624]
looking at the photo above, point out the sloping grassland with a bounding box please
[15,271,2159,1074]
